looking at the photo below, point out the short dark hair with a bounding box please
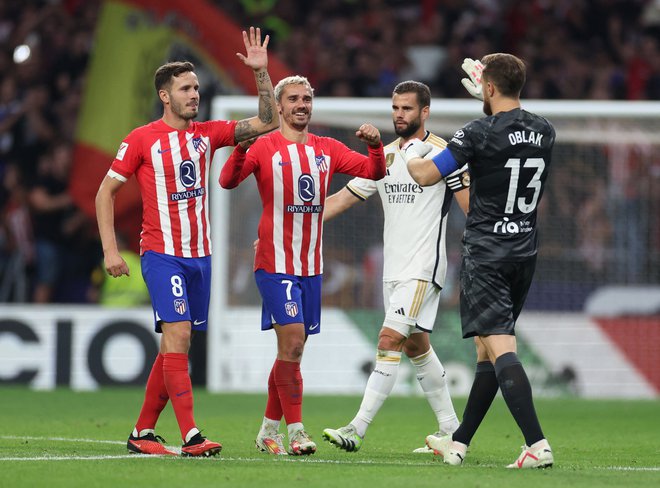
[154,61,195,92]
[481,53,526,98]
[392,80,431,108]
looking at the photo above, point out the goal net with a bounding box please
[207,97,660,398]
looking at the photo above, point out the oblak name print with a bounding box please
[508,130,543,146]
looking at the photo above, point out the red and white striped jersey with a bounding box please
[220,131,386,276]
[108,119,237,257]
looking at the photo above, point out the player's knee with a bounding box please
[281,339,305,361]
[403,342,421,358]
[474,337,491,362]
[161,322,192,353]
[377,329,406,351]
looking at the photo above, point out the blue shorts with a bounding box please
[254,270,322,335]
[141,250,211,333]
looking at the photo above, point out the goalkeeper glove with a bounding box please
[461,58,484,101]
[402,138,433,163]
[445,166,470,192]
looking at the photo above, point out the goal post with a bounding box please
[207,97,660,398]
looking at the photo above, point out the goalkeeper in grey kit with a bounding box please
[407,54,555,468]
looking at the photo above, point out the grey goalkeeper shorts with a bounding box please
[459,255,536,338]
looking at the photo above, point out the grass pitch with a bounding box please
[1,387,658,487]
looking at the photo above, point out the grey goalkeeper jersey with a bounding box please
[446,108,555,261]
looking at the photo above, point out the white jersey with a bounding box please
[347,131,467,287]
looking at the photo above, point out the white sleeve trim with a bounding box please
[107,169,128,183]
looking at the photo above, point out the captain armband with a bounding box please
[431,149,460,178]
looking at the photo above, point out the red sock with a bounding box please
[162,353,196,442]
[135,354,169,433]
[274,359,302,425]
[264,361,283,421]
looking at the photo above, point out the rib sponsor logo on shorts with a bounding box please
[285,301,298,317]
[174,299,187,315]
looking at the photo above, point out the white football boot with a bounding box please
[425,433,467,465]
[507,439,553,469]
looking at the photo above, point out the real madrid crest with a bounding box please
[386,153,395,168]
[461,172,471,187]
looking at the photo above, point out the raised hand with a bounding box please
[236,26,270,71]
[461,58,484,100]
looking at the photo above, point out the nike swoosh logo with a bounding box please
[309,323,319,331]
[176,390,190,397]
[278,161,290,166]
[193,319,206,326]
[158,148,172,154]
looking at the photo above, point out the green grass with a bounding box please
[1,387,658,487]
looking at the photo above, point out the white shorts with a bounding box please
[382,279,441,337]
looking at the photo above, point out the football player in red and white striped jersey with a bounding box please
[220,75,386,455]
[96,27,279,457]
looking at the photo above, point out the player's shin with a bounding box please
[351,349,401,437]
[274,359,303,425]
[162,352,197,442]
[134,353,169,434]
[495,352,545,447]
[452,361,499,446]
[411,348,459,434]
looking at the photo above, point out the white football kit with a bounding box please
[346,131,469,334]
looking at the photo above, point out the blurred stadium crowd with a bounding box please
[0,0,659,305]
[223,0,660,99]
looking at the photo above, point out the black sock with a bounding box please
[495,352,544,446]
[452,361,499,446]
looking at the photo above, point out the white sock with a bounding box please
[133,427,154,438]
[184,427,200,444]
[411,348,460,434]
[351,350,402,437]
[287,422,304,438]
[258,417,281,437]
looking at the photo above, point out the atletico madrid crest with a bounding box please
[285,301,299,318]
[315,155,328,173]
[174,299,187,315]
[192,137,208,154]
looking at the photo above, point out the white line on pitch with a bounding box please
[1,455,159,462]
[1,435,125,445]
[1,436,658,471]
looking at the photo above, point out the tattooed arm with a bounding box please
[234,26,279,143]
